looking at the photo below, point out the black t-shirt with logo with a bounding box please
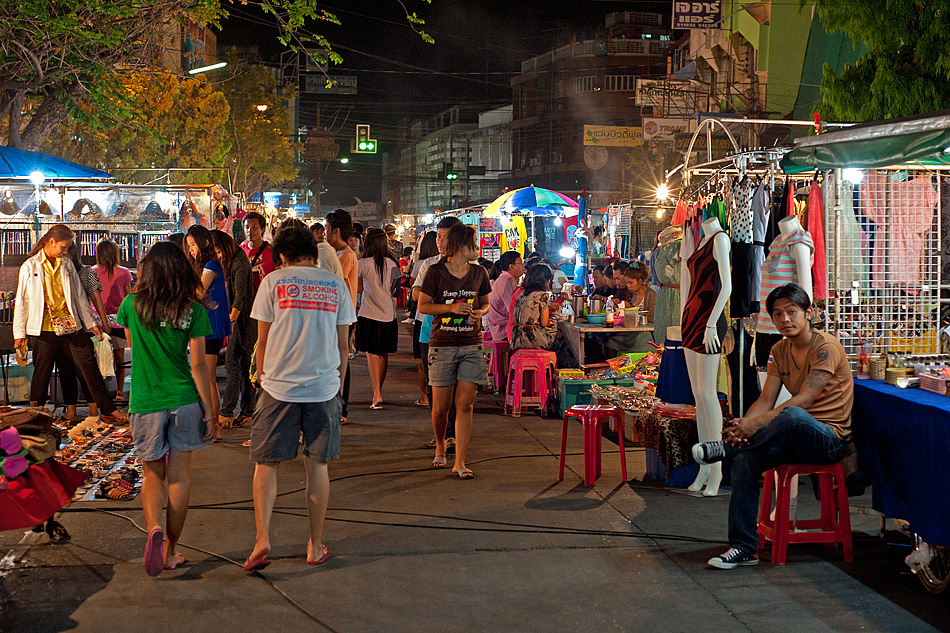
[421,261,491,348]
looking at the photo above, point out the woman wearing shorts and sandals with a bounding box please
[418,224,491,479]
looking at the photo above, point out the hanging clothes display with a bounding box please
[681,231,728,353]
[834,181,869,289]
[729,176,757,318]
[807,180,827,300]
[863,171,938,286]
[671,198,688,226]
[755,228,814,335]
[750,179,771,314]
[766,179,786,256]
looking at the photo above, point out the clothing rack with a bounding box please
[677,148,787,415]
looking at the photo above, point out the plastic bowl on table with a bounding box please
[586,313,606,324]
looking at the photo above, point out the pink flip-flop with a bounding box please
[242,551,272,572]
[163,552,186,570]
[307,544,330,565]
[143,527,165,577]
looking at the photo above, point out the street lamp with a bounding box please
[339,157,349,164]
[254,104,269,112]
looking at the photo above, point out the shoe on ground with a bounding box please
[446,437,456,454]
[692,441,726,465]
[708,548,759,570]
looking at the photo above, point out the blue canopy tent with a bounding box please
[0,146,113,181]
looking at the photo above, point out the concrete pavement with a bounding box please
[1,331,947,632]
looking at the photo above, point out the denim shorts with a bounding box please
[130,402,209,461]
[249,389,341,463]
[427,344,488,387]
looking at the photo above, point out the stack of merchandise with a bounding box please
[56,419,141,501]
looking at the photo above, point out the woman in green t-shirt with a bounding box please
[115,242,215,576]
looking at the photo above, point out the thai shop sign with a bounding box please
[583,126,643,147]
[635,79,696,117]
[303,74,358,95]
[672,2,722,28]
[642,117,694,141]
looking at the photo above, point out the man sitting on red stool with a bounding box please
[692,283,853,569]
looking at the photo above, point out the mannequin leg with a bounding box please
[684,349,723,496]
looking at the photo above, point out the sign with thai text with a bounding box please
[672,1,722,28]
[583,126,643,147]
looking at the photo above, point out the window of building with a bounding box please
[604,75,637,91]
[575,76,595,92]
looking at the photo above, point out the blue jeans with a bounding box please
[727,406,846,554]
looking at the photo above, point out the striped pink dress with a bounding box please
[756,230,814,335]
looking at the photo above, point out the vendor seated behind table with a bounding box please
[610,261,630,302]
[691,283,853,570]
[590,265,613,297]
[511,263,577,368]
[619,261,656,322]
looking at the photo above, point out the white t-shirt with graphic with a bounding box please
[251,265,357,403]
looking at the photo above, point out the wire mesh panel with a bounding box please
[825,168,942,361]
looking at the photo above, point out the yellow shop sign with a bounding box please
[583,125,643,147]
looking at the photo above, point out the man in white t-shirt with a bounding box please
[242,225,356,570]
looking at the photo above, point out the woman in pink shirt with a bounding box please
[486,251,524,341]
[93,238,133,401]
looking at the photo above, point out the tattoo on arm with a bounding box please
[815,347,830,364]
[804,369,832,391]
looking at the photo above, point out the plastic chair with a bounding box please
[504,349,555,417]
[483,335,510,393]
[558,405,627,487]
[757,462,853,564]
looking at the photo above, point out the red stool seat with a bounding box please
[484,336,511,393]
[505,349,555,417]
[558,405,627,487]
[757,462,853,564]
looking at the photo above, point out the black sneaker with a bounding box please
[708,548,759,569]
[692,441,727,465]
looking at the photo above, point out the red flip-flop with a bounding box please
[164,552,186,570]
[143,527,164,577]
[242,551,272,572]
[307,544,330,565]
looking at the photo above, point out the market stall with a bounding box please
[782,111,950,591]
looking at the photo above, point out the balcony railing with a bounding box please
[521,39,673,73]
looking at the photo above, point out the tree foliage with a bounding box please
[45,72,231,185]
[221,53,299,197]
[811,0,950,121]
[0,0,433,150]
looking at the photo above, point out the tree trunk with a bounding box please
[17,90,71,151]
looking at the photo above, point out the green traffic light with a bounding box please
[366,142,375,151]
[358,141,368,150]
[446,172,458,180]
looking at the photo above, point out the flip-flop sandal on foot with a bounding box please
[242,552,272,572]
[144,527,165,576]
[431,455,447,468]
[307,544,330,565]
[164,552,186,570]
[369,402,384,410]
[457,468,474,480]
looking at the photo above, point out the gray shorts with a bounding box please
[249,389,341,463]
[427,344,488,387]
[130,402,209,461]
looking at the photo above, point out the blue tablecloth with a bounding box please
[852,381,950,546]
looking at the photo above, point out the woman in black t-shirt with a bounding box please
[418,224,491,479]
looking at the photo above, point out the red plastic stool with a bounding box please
[504,349,556,417]
[558,405,627,487]
[484,336,511,393]
[757,462,853,564]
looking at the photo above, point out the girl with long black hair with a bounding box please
[185,225,231,437]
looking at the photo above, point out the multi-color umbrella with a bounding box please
[484,186,578,217]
